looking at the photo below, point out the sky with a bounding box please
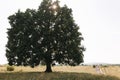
[0,0,120,64]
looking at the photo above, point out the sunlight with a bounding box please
[52,4,57,10]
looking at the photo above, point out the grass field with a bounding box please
[0,65,120,80]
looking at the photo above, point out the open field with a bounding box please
[0,65,120,80]
[0,72,120,80]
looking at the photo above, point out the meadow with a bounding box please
[0,65,120,80]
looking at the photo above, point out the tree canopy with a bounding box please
[6,0,85,72]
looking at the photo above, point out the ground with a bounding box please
[0,65,120,80]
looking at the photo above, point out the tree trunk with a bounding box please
[45,62,52,72]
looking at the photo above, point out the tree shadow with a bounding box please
[0,72,120,80]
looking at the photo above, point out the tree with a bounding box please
[6,0,85,72]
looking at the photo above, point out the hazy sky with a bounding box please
[0,0,120,64]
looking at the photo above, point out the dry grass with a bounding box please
[0,65,120,79]
[53,66,120,78]
[0,72,120,80]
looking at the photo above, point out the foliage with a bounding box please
[7,66,14,71]
[102,65,109,67]
[6,0,85,72]
[0,72,120,80]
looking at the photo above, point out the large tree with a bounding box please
[6,0,85,72]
